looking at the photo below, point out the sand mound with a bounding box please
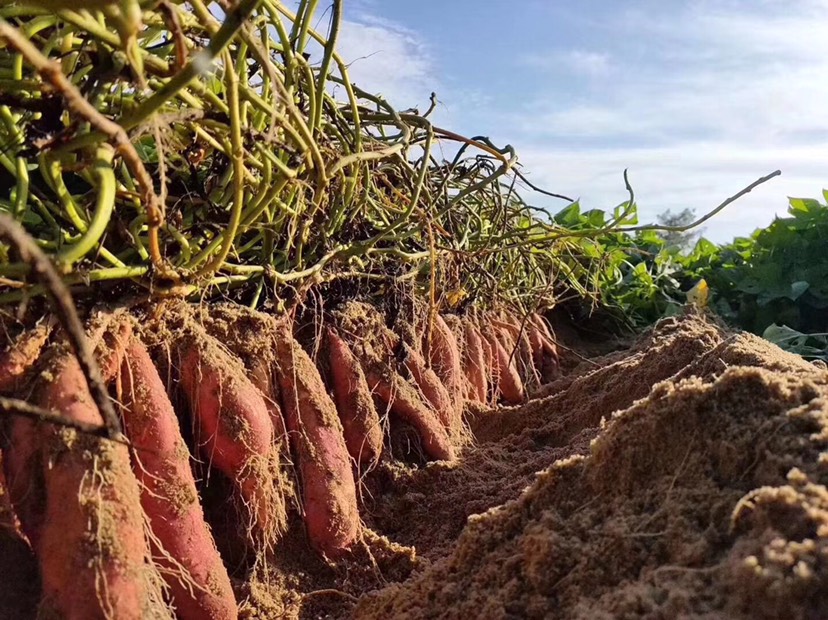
[354,315,828,619]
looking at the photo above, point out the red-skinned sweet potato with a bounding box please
[272,329,359,559]
[0,321,52,394]
[120,338,237,620]
[37,351,167,619]
[424,314,464,413]
[484,328,524,405]
[461,319,487,403]
[326,327,383,466]
[364,366,455,462]
[176,332,280,544]
[401,342,456,430]
[528,312,560,382]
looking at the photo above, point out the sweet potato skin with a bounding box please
[176,335,279,543]
[483,328,524,404]
[402,342,455,430]
[121,339,237,620]
[326,327,383,466]
[364,367,455,462]
[0,321,52,394]
[177,340,274,478]
[1,415,42,548]
[37,353,162,620]
[1,315,127,552]
[528,313,560,382]
[273,331,359,559]
[461,319,487,403]
[425,314,465,412]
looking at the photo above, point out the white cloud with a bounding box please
[330,14,438,113]
[514,142,825,242]
[504,0,828,240]
[521,50,612,77]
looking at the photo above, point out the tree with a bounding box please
[656,208,703,252]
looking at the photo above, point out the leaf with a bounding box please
[788,197,823,215]
[790,280,810,300]
[583,209,607,228]
[553,201,581,226]
[613,201,638,225]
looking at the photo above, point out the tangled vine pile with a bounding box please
[0,0,622,312]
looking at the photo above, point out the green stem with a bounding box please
[57,145,116,268]
[196,49,245,277]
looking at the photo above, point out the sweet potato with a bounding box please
[37,352,168,619]
[326,327,383,466]
[0,450,27,542]
[249,359,288,445]
[461,319,487,403]
[1,415,42,548]
[364,366,455,462]
[526,324,546,374]
[528,312,560,382]
[176,332,281,545]
[494,313,539,388]
[198,305,289,448]
[484,328,524,404]
[479,326,496,404]
[2,314,129,552]
[333,301,455,462]
[272,329,359,559]
[401,342,455,430]
[424,314,464,413]
[0,321,52,394]
[120,339,237,620]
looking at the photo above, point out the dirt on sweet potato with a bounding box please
[3,310,828,620]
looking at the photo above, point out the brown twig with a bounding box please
[513,167,575,203]
[621,170,783,234]
[158,0,189,71]
[0,397,128,443]
[0,18,173,279]
[0,213,123,440]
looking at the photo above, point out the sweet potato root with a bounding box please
[461,319,487,403]
[176,332,282,545]
[2,313,125,552]
[424,314,465,413]
[479,325,496,404]
[1,415,42,548]
[0,321,52,394]
[401,342,456,430]
[272,329,359,559]
[249,359,288,446]
[333,302,456,463]
[494,313,539,388]
[528,312,560,382]
[326,327,383,466]
[364,366,455,462]
[484,328,524,404]
[37,352,168,619]
[120,339,237,620]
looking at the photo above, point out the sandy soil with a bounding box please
[3,312,828,619]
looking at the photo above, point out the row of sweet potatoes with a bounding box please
[0,300,558,619]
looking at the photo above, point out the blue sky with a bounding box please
[316,0,828,242]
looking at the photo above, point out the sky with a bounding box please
[304,0,828,243]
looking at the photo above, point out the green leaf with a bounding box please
[613,201,639,225]
[788,197,823,215]
[553,201,581,226]
[790,280,810,300]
